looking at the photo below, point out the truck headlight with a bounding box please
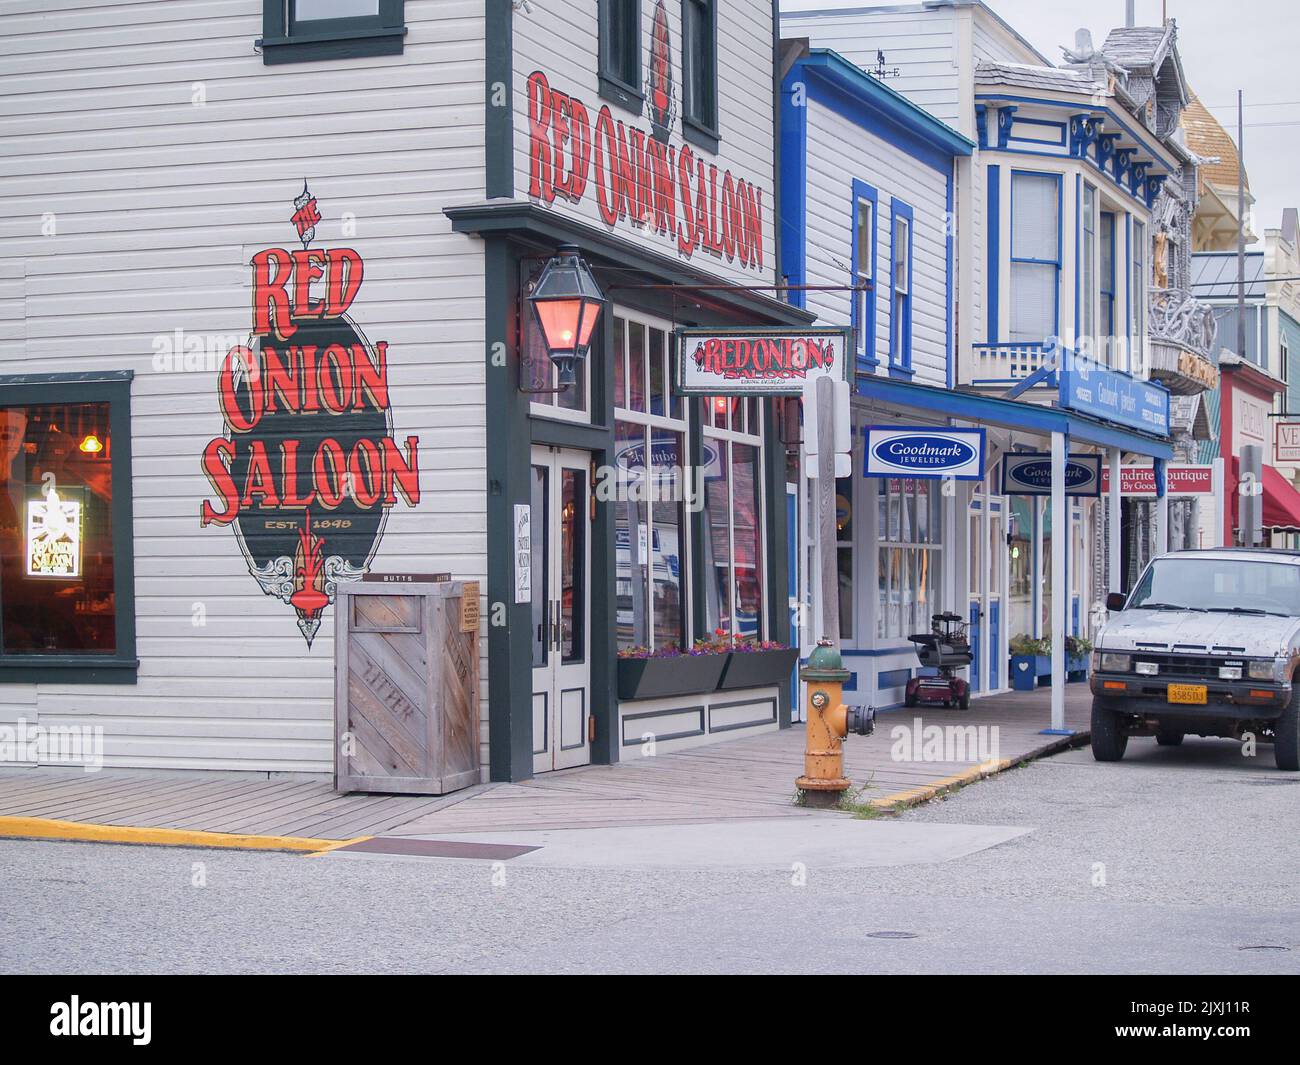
[1248,660,1280,681]
[1100,652,1131,672]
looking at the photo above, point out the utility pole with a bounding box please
[1237,89,1247,364]
[1126,1,1135,28]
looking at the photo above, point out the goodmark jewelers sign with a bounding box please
[677,328,851,395]
[864,427,986,482]
[1002,453,1102,497]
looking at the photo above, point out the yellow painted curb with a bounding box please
[868,733,1083,811]
[0,815,370,854]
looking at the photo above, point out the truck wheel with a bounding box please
[1155,729,1184,747]
[958,691,970,710]
[1090,698,1128,762]
[1275,684,1300,771]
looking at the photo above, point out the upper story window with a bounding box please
[1009,171,1061,344]
[599,0,644,114]
[851,181,878,368]
[1131,220,1146,373]
[259,1,406,65]
[1081,183,1096,351]
[1100,211,1116,360]
[682,0,719,150]
[889,201,914,372]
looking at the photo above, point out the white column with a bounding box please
[1212,457,1226,549]
[1108,447,1122,593]
[1155,458,1170,556]
[1051,431,1067,732]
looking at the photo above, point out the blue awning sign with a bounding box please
[1058,354,1170,437]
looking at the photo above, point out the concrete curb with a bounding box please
[0,815,368,854]
[867,730,1089,812]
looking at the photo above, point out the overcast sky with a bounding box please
[782,1,1298,244]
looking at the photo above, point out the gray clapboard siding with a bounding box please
[0,0,491,773]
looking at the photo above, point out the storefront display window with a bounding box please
[875,478,940,639]
[703,397,764,639]
[0,375,135,681]
[1007,496,1033,639]
[614,312,686,651]
[836,476,853,639]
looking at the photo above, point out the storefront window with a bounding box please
[1007,496,1033,639]
[876,478,940,639]
[1,402,115,655]
[836,476,853,640]
[614,312,686,651]
[703,398,764,639]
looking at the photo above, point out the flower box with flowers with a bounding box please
[615,644,729,701]
[716,638,800,690]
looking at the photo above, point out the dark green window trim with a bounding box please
[598,0,644,115]
[681,0,719,152]
[0,371,138,686]
[258,0,407,65]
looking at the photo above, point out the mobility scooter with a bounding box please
[904,611,973,709]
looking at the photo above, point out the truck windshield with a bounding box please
[1129,557,1300,617]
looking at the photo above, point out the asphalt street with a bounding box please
[2,735,1297,974]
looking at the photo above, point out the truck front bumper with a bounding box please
[1090,672,1289,719]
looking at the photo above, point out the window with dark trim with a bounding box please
[682,0,719,151]
[0,372,136,684]
[599,0,644,114]
[259,0,406,65]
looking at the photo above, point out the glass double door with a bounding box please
[967,501,1005,693]
[529,447,591,773]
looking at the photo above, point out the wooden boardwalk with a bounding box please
[0,686,1091,842]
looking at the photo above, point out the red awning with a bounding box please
[1229,458,1300,532]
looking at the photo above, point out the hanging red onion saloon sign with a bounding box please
[676,327,852,396]
[525,4,766,272]
[200,183,421,646]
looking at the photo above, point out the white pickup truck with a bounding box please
[1089,548,1300,771]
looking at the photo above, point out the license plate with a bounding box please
[1167,683,1207,705]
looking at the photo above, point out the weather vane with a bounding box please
[870,49,900,79]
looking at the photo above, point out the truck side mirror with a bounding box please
[1105,592,1126,611]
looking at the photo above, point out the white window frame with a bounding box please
[613,307,691,651]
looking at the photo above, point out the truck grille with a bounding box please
[1129,652,1249,674]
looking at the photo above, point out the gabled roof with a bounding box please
[798,48,974,158]
[1101,25,1173,72]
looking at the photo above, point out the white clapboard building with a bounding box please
[0,1,817,782]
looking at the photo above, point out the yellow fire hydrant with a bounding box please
[797,639,873,806]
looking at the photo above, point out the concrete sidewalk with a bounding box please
[0,686,1091,851]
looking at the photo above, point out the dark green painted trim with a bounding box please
[530,418,611,452]
[484,236,534,782]
[588,306,619,767]
[688,399,707,644]
[597,0,644,116]
[258,0,406,64]
[680,0,720,149]
[485,0,514,198]
[446,201,816,326]
[0,371,137,684]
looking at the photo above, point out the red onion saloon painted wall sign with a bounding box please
[200,184,421,646]
[526,5,766,273]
